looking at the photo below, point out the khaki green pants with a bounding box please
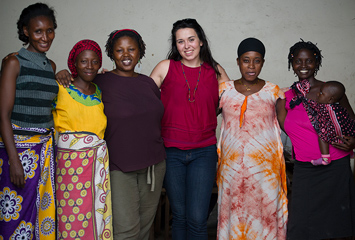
[110,160,166,240]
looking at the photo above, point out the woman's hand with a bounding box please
[280,87,290,93]
[331,136,355,152]
[100,68,109,74]
[9,157,26,188]
[56,69,73,88]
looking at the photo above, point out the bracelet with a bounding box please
[321,154,330,163]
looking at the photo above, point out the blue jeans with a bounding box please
[164,145,217,240]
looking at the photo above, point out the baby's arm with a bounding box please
[319,137,331,164]
[312,137,331,166]
[318,137,329,155]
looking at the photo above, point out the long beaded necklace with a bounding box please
[181,61,202,103]
[239,79,259,91]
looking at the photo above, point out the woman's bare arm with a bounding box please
[276,98,287,132]
[150,60,170,88]
[339,94,355,119]
[0,56,25,188]
[331,93,355,151]
[217,64,230,85]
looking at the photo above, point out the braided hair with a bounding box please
[288,39,323,75]
[105,29,146,60]
[17,3,57,45]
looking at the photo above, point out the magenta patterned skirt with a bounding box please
[56,132,112,240]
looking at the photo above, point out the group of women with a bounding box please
[0,2,354,240]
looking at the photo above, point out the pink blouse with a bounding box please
[284,89,351,162]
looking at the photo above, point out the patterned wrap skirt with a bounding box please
[56,132,113,240]
[0,125,56,239]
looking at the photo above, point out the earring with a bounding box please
[113,61,115,70]
[137,59,141,68]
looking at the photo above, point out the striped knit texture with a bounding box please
[12,48,58,128]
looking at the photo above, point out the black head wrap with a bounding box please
[237,37,265,58]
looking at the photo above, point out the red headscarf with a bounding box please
[68,39,102,78]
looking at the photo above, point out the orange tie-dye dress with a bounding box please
[217,81,288,240]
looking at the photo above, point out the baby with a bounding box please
[311,81,355,165]
[290,79,355,165]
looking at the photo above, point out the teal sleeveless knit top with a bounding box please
[12,48,58,128]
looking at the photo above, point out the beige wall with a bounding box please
[1,0,354,108]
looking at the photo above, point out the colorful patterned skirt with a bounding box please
[0,125,56,239]
[56,132,113,240]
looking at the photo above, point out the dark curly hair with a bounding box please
[17,2,57,45]
[105,29,146,61]
[167,18,221,78]
[288,39,323,75]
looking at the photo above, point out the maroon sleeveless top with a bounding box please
[160,59,219,150]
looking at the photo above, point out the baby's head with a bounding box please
[317,81,345,104]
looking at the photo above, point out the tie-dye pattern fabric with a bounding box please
[56,133,112,240]
[0,125,56,240]
[217,81,288,240]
